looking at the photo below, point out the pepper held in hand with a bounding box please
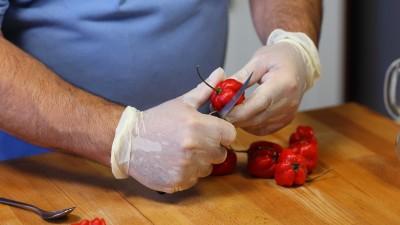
[196,66,245,112]
[210,79,245,111]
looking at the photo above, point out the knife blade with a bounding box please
[217,72,253,119]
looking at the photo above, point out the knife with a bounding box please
[214,72,253,119]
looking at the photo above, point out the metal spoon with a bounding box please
[0,197,75,220]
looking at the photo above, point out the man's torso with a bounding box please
[2,0,229,109]
[0,0,229,159]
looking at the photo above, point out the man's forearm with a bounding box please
[250,0,322,44]
[0,36,124,165]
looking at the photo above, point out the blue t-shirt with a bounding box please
[0,0,229,160]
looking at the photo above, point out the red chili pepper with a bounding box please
[91,218,106,225]
[210,79,245,111]
[289,125,318,173]
[211,149,237,176]
[196,66,245,112]
[274,149,308,187]
[290,140,318,173]
[71,218,106,225]
[247,141,283,178]
[289,125,316,145]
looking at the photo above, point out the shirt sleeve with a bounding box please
[0,0,9,29]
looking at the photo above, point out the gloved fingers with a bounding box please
[242,112,296,136]
[172,165,200,193]
[238,111,284,129]
[196,161,213,178]
[243,120,290,136]
[234,96,297,128]
[159,180,197,194]
[174,176,199,192]
[183,134,227,164]
[227,69,298,124]
[234,92,297,135]
[195,146,227,165]
[229,59,265,85]
[132,175,176,194]
[180,126,229,162]
[199,114,237,147]
[166,158,212,192]
[225,79,277,124]
[156,166,199,193]
[225,92,270,124]
[181,67,225,109]
[248,102,295,128]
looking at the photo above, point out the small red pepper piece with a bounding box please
[70,218,106,225]
[274,149,308,187]
[91,218,106,225]
[210,79,245,111]
[211,149,237,176]
[247,141,283,178]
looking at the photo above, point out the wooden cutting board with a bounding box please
[1,103,400,225]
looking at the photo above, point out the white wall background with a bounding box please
[225,0,346,111]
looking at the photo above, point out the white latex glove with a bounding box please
[111,68,236,193]
[226,29,321,135]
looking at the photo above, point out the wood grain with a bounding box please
[0,103,399,225]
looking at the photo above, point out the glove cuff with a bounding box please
[111,106,140,179]
[267,28,321,90]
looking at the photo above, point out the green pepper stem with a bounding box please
[196,65,219,93]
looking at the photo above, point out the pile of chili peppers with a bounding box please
[211,125,319,187]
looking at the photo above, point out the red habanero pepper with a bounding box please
[290,140,318,173]
[274,149,308,187]
[211,149,237,176]
[71,218,106,225]
[210,79,245,111]
[289,125,316,145]
[247,141,283,178]
[289,125,318,173]
[195,66,245,112]
[90,218,106,225]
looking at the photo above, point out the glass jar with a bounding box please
[384,59,400,157]
[384,58,400,121]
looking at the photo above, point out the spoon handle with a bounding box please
[0,197,42,215]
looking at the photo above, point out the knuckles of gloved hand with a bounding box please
[179,118,203,149]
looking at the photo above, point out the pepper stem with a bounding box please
[306,168,333,182]
[292,163,299,171]
[196,65,219,93]
[272,151,279,162]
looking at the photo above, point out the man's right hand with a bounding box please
[111,68,237,193]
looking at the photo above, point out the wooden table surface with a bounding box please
[1,103,400,225]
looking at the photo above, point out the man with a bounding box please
[0,0,321,193]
